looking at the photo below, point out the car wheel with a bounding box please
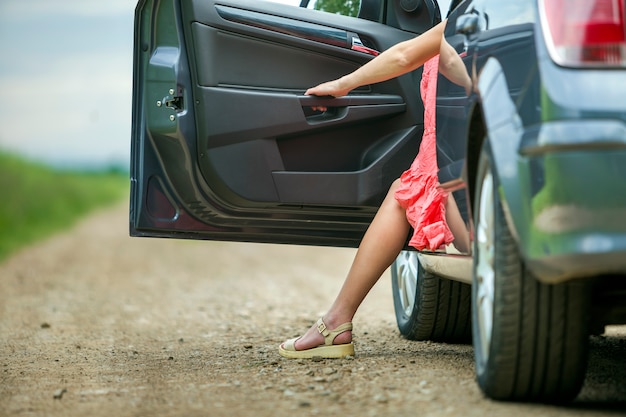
[472,140,591,402]
[391,250,471,343]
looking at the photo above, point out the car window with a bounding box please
[262,0,452,18]
[475,0,535,28]
[262,0,361,16]
[261,0,314,8]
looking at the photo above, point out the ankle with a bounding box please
[322,312,353,329]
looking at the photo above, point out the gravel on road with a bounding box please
[1,201,625,417]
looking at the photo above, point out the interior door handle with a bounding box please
[298,94,403,108]
[350,35,380,56]
[298,94,406,125]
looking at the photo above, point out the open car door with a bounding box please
[130,0,441,247]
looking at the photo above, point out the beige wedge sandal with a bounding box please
[278,317,355,359]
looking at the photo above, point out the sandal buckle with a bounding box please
[317,320,328,335]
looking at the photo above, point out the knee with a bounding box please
[389,178,402,194]
[383,178,402,203]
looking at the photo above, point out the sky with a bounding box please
[0,0,449,170]
[0,0,136,169]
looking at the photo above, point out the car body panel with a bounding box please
[438,0,626,283]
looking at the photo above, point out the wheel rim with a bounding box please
[395,251,419,317]
[475,170,495,362]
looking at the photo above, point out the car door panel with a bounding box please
[131,0,440,246]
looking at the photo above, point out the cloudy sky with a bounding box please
[0,0,449,169]
[0,0,136,169]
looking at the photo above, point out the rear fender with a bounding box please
[474,58,526,249]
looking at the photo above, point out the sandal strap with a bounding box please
[316,318,353,346]
[282,337,298,351]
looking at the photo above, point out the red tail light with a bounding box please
[540,0,626,66]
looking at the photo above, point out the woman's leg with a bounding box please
[446,192,470,253]
[287,179,410,350]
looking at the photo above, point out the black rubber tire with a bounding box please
[472,140,591,402]
[391,251,471,343]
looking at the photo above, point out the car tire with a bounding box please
[391,250,471,343]
[472,140,591,402]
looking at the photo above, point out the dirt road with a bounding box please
[1,201,626,417]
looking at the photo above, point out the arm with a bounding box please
[438,36,472,95]
[305,20,447,98]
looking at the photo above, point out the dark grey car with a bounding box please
[130,0,626,402]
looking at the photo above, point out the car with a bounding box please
[130,0,626,403]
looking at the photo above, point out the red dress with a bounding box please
[394,55,454,251]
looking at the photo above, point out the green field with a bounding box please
[0,152,129,262]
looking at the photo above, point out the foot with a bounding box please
[278,317,354,359]
[293,316,353,350]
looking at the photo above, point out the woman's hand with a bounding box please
[304,78,351,112]
[305,79,350,98]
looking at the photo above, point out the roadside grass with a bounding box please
[0,151,129,262]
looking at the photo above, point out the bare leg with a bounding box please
[445,192,470,253]
[289,179,410,350]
